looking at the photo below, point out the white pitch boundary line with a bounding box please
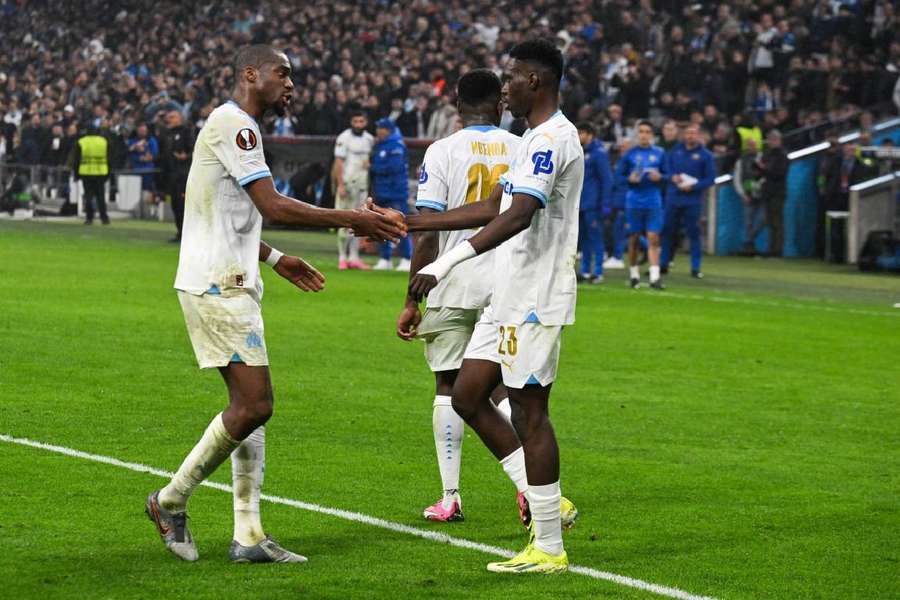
[590,286,899,318]
[1,433,715,600]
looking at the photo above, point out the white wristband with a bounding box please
[417,241,476,282]
[265,248,284,267]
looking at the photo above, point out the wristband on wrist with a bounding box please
[418,240,476,282]
[265,248,284,267]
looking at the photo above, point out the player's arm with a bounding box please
[245,176,405,242]
[258,240,325,293]
[408,194,539,302]
[405,182,503,232]
[332,157,345,196]
[396,207,441,340]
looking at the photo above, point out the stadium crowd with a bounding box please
[1,0,899,164]
[0,0,898,258]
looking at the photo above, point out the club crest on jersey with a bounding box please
[419,164,428,184]
[531,150,554,175]
[236,128,257,151]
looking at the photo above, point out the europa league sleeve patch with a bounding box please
[236,128,258,151]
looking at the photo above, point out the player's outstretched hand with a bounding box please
[408,273,438,303]
[351,198,407,243]
[396,302,421,341]
[274,255,326,292]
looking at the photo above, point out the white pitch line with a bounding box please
[1,433,715,600]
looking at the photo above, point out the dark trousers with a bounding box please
[766,193,785,256]
[82,176,108,222]
[578,208,605,276]
[170,175,187,236]
[662,203,703,271]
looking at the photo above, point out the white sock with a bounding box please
[433,395,463,508]
[650,265,660,282]
[495,397,512,423]
[348,236,360,261]
[337,229,348,261]
[527,481,564,555]
[500,447,528,493]
[159,413,239,512]
[232,426,266,546]
[629,265,639,279]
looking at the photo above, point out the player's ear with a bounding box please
[245,66,258,83]
[528,71,540,91]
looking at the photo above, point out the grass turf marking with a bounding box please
[1,432,717,600]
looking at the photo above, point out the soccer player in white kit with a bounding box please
[396,69,518,522]
[407,39,583,574]
[144,44,406,564]
[333,110,374,270]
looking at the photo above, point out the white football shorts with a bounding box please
[177,290,268,369]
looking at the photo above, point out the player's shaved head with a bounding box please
[508,39,563,89]
[457,69,502,108]
[234,44,285,73]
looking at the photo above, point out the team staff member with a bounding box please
[616,120,666,289]
[576,122,613,283]
[661,124,716,278]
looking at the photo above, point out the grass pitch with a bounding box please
[1,219,898,600]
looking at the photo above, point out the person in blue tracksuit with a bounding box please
[370,117,412,270]
[661,123,717,278]
[616,120,666,289]
[604,139,631,269]
[577,122,613,283]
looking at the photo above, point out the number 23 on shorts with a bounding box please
[498,325,518,356]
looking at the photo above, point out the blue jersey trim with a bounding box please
[415,200,447,212]
[230,352,243,363]
[525,374,541,385]
[226,100,259,125]
[239,170,271,186]
[464,124,499,132]
[206,284,221,295]
[511,186,548,207]
[525,311,541,323]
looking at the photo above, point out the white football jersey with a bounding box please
[334,128,374,184]
[174,101,271,299]
[416,125,520,309]
[492,111,584,326]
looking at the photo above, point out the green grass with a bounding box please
[0,219,898,600]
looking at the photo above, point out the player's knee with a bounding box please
[450,389,481,422]
[234,396,273,428]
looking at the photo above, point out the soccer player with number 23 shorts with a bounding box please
[407,39,583,574]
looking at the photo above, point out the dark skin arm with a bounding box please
[245,176,406,242]
[405,182,504,233]
[408,193,541,301]
[259,241,325,293]
[396,207,440,341]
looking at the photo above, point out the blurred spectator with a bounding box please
[576,121,613,283]
[159,110,194,243]
[127,123,159,205]
[734,137,766,254]
[427,94,459,141]
[757,129,789,257]
[397,95,432,139]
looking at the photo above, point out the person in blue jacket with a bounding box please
[603,138,631,270]
[661,123,717,278]
[576,122,613,283]
[370,117,412,271]
[127,122,160,197]
[616,120,666,289]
